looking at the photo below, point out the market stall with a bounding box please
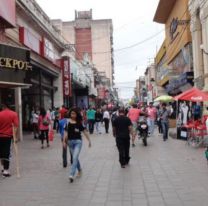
[174,87,208,144]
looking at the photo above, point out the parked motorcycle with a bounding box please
[137,118,148,146]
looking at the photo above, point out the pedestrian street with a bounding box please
[1,130,208,206]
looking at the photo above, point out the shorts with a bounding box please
[132,122,138,133]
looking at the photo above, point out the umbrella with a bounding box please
[174,87,208,102]
[154,95,174,102]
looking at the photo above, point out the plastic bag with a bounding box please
[49,130,54,141]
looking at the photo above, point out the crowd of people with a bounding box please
[1,100,208,181]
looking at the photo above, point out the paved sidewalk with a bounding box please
[0,129,208,206]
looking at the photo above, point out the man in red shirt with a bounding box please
[127,104,141,146]
[0,102,19,177]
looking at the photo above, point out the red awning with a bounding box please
[174,87,208,102]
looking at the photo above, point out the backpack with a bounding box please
[111,111,118,123]
[42,117,49,126]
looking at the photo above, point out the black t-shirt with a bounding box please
[67,122,85,140]
[95,112,103,122]
[113,116,132,138]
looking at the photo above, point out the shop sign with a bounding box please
[165,72,193,94]
[0,44,32,71]
[19,27,41,54]
[170,18,189,42]
[62,59,71,97]
[98,87,105,99]
[0,57,32,71]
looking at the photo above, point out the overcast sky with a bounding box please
[36,0,164,99]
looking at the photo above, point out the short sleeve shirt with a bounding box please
[113,116,132,138]
[128,108,140,122]
[67,122,85,140]
[0,108,19,138]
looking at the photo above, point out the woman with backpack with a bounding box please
[38,107,51,149]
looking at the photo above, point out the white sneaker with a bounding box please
[69,176,74,183]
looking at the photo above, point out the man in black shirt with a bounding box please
[113,108,135,168]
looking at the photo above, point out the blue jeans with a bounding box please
[147,118,155,135]
[68,139,82,177]
[161,121,169,140]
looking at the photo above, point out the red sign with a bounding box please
[98,87,105,99]
[62,59,71,97]
[0,0,16,28]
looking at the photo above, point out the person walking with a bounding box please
[113,108,135,168]
[147,102,157,136]
[159,103,171,141]
[95,108,103,134]
[86,107,96,134]
[38,108,51,149]
[103,109,110,133]
[0,101,19,177]
[127,104,141,146]
[31,110,39,139]
[63,108,91,183]
[156,105,163,134]
[59,113,69,168]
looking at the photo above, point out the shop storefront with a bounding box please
[0,43,32,138]
[154,0,193,96]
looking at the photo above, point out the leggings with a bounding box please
[40,130,49,145]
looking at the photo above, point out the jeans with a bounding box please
[147,118,155,135]
[95,121,101,133]
[104,118,109,133]
[161,121,169,140]
[68,139,82,177]
[88,120,95,134]
[116,137,130,166]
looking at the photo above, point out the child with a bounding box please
[205,147,208,164]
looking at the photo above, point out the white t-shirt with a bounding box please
[32,113,39,123]
[103,111,110,119]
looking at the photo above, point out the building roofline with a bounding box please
[153,0,176,24]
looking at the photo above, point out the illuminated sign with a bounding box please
[0,44,32,71]
[0,57,32,70]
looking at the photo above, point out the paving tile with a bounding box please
[0,131,207,206]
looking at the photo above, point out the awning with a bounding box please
[0,81,31,88]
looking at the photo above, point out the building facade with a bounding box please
[0,0,71,138]
[189,0,208,90]
[52,10,114,86]
[154,0,194,96]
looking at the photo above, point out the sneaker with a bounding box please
[69,176,74,183]
[2,171,11,177]
[132,143,135,147]
[47,144,50,147]
[77,170,82,178]
[121,165,125,168]
[41,145,44,149]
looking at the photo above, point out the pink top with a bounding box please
[128,108,140,122]
[147,107,157,120]
[38,114,51,130]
